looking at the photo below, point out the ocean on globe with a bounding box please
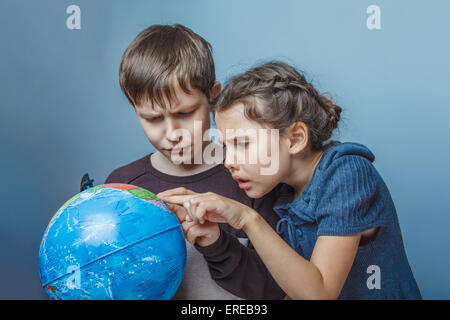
[39,183,186,300]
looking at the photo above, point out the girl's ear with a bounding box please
[287,121,309,155]
[209,81,222,101]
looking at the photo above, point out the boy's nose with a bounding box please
[165,119,183,142]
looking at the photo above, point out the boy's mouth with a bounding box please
[166,145,191,154]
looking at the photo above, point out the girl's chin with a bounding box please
[243,186,266,199]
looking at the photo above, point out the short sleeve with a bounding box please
[315,155,388,236]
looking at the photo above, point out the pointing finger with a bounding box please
[166,203,188,222]
[158,194,197,205]
[157,187,197,199]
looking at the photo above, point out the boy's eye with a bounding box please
[177,110,195,116]
[146,116,162,122]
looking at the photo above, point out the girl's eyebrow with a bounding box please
[226,135,251,143]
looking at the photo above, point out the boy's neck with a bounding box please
[150,143,223,177]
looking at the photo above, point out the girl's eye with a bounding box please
[237,141,249,148]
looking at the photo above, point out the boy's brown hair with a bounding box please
[213,61,342,151]
[119,24,215,108]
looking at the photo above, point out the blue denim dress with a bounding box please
[274,142,422,299]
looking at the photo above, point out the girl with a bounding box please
[158,61,422,299]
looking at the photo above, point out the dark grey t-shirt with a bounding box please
[105,153,285,300]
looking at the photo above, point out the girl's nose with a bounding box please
[224,148,239,172]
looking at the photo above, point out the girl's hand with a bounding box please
[164,201,221,247]
[158,187,255,230]
[181,219,221,247]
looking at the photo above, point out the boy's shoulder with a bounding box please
[105,154,150,184]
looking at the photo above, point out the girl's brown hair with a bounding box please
[213,61,342,151]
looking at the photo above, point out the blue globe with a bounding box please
[39,183,186,300]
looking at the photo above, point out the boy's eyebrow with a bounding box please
[138,103,200,117]
[171,103,200,113]
[137,111,159,118]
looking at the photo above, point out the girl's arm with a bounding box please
[244,209,360,300]
[159,188,361,300]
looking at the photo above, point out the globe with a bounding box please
[39,183,186,300]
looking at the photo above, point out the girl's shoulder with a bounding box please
[310,142,393,235]
[308,141,386,209]
[313,142,377,186]
[318,141,375,172]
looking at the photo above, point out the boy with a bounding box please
[105,24,284,299]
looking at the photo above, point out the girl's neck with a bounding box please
[285,148,324,199]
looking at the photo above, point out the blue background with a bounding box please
[0,0,448,299]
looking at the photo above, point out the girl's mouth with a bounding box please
[238,181,250,190]
[232,176,251,190]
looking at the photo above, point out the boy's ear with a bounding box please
[287,122,309,155]
[209,81,221,101]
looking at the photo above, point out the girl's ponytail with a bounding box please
[317,93,342,146]
[214,61,342,151]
